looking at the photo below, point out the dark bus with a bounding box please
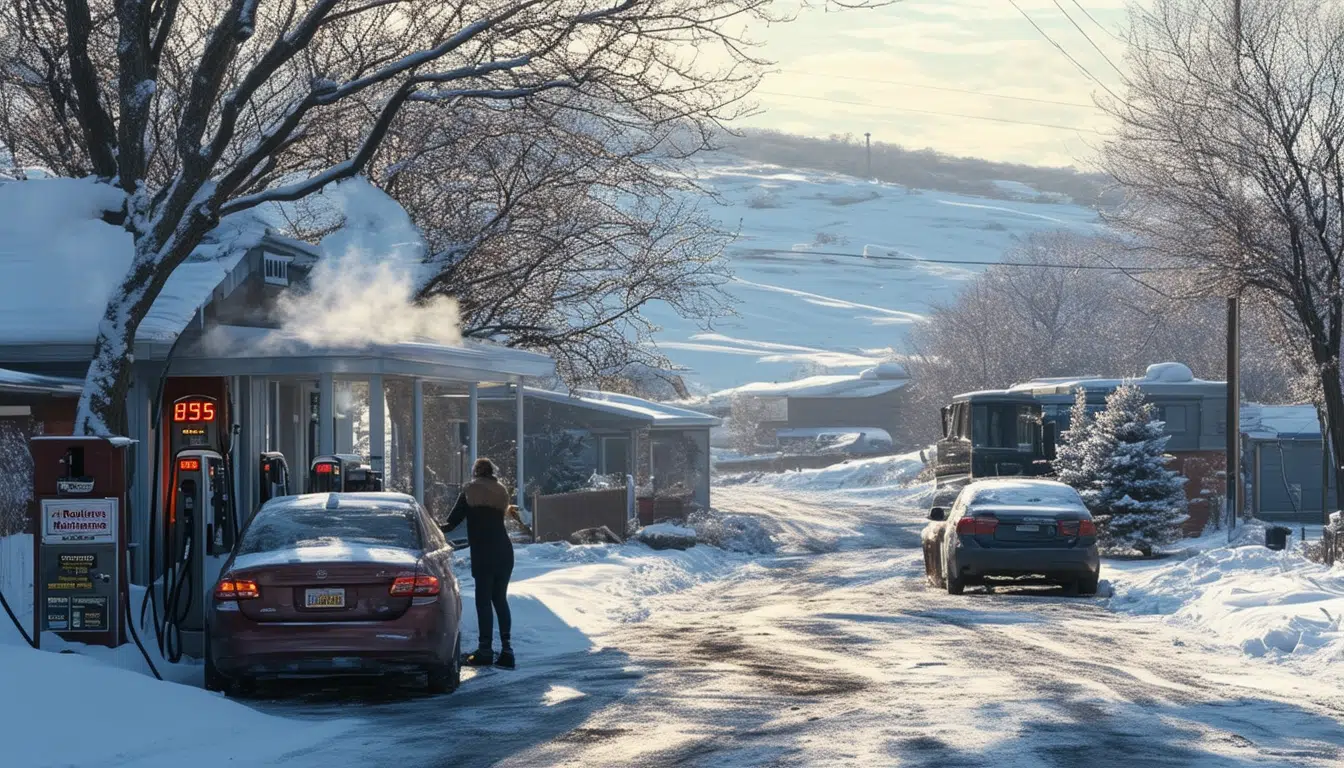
[928,390,1057,508]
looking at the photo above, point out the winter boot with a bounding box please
[464,649,494,666]
[495,649,515,670]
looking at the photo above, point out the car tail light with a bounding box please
[1078,519,1097,536]
[1058,520,1080,536]
[214,578,260,600]
[956,516,998,535]
[390,574,440,596]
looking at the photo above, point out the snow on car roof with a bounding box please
[964,479,1086,509]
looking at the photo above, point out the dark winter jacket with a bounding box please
[444,477,515,576]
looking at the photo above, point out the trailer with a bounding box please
[929,389,1056,509]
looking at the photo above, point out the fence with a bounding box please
[531,487,629,543]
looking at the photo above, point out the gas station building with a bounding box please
[0,231,555,585]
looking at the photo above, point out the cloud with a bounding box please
[272,178,461,349]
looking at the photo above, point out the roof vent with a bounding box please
[263,253,291,286]
[1144,362,1194,383]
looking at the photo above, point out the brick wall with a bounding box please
[1170,450,1227,535]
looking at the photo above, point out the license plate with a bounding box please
[305,588,345,608]
[1015,525,1039,532]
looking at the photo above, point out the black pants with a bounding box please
[473,568,512,652]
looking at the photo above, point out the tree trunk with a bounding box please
[74,303,139,436]
[1319,363,1344,510]
[385,379,415,493]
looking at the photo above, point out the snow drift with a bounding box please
[1108,530,1344,678]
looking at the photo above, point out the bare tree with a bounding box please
[0,0,882,435]
[353,98,734,384]
[1100,0,1344,491]
[902,230,1297,446]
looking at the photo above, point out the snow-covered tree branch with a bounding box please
[0,0,886,434]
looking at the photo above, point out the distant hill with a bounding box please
[641,153,1106,393]
[716,129,1123,210]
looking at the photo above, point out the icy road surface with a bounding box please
[248,487,1344,767]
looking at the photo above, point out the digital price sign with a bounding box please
[169,395,220,455]
[173,399,216,422]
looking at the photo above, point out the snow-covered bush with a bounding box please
[1059,384,1189,555]
[687,508,777,554]
[728,394,775,454]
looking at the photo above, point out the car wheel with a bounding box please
[1077,572,1100,596]
[204,655,226,693]
[428,634,461,695]
[923,546,939,588]
[945,559,965,596]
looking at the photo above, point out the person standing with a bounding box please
[443,458,522,669]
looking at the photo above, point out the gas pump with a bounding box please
[310,453,383,493]
[160,395,238,661]
[258,451,291,506]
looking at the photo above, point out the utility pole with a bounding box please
[1226,0,1244,536]
[1226,296,1240,534]
[864,132,872,178]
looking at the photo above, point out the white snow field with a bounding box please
[7,453,1342,767]
[642,158,1106,392]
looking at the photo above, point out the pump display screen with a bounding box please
[173,400,216,422]
[178,458,200,471]
[315,463,334,475]
[168,395,220,456]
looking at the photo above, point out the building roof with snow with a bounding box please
[1240,403,1323,441]
[478,385,720,429]
[699,362,909,409]
[1010,362,1226,398]
[0,367,83,396]
[0,177,554,383]
[0,178,273,352]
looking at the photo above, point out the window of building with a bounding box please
[1156,405,1188,433]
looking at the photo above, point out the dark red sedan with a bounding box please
[205,491,462,696]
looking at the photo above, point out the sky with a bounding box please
[741,0,1130,168]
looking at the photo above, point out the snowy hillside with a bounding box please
[643,157,1105,393]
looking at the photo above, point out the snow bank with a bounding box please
[458,541,738,645]
[738,450,928,492]
[0,533,34,643]
[1108,536,1344,678]
[0,643,351,768]
[687,508,777,554]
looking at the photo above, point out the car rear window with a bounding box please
[968,483,1084,508]
[238,504,422,555]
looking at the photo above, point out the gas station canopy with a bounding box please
[168,325,554,381]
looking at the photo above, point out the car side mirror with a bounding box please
[929,507,947,521]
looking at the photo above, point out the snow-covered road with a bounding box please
[232,485,1344,768]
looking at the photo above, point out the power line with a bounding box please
[1051,0,1128,80]
[1070,0,1123,42]
[738,246,1191,273]
[772,71,1100,110]
[1007,0,1125,104]
[755,91,1104,134]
